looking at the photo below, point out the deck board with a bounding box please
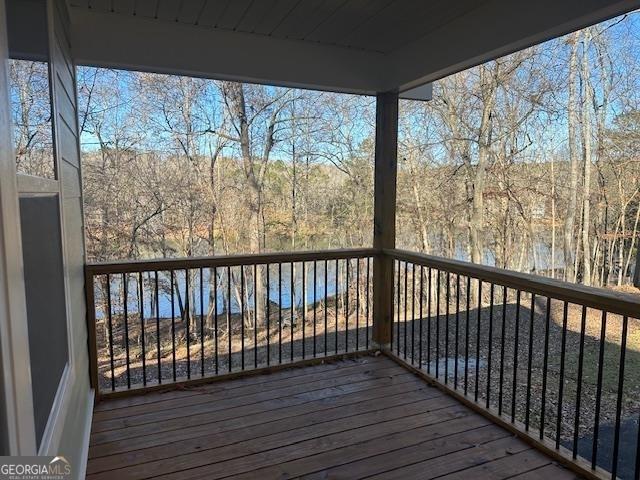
[87,355,581,479]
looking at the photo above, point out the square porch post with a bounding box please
[372,91,399,348]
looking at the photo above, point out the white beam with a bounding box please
[69,9,389,94]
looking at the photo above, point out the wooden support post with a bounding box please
[372,91,399,348]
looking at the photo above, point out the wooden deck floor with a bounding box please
[86,355,581,479]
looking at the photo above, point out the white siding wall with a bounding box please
[48,0,91,473]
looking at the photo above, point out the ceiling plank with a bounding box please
[155,0,181,22]
[273,0,348,40]
[178,0,206,24]
[306,0,392,46]
[133,0,158,18]
[195,0,228,27]
[216,0,253,30]
[252,0,299,35]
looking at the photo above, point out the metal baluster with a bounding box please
[123,273,131,388]
[464,276,471,396]
[404,261,408,360]
[345,259,349,352]
[525,293,536,430]
[474,279,482,402]
[227,266,232,372]
[366,257,370,350]
[185,269,190,379]
[139,272,146,385]
[419,266,424,369]
[454,274,460,389]
[335,259,339,354]
[511,290,521,422]
[290,262,294,362]
[573,305,587,457]
[436,270,440,378]
[498,285,506,414]
[591,310,607,468]
[324,259,328,355]
[412,264,416,364]
[240,266,245,370]
[445,271,450,383]
[170,271,176,382]
[427,267,432,374]
[539,297,551,439]
[356,258,360,351]
[302,261,306,359]
[200,268,204,377]
[106,275,115,391]
[611,316,629,479]
[155,271,161,384]
[279,262,283,364]
[313,260,317,357]
[486,283,494,408]
[254,264,258,369]
[556,301,568,449]
[214,267,218,375]
[266,264,270,366]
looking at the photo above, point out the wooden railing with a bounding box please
[85,248,376,399]
[85,247,640,479]
[386,248,640,480]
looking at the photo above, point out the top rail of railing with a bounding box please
[386,248,640,318]
[85,248,379,275]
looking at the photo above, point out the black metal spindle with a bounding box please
[123,273,131,389]
[104,275,115,391]
[498,285,506,415]
[412,264,416,364]
[356,258,360,351]
[464,275,471,396]
[474,279,482,402]
[155,271,161,384]
[511,290,521,422]
[313,260,317,357]
[227,265,231,372]
[540,296,551,440]
[213,267,218,375]
[611,316,629,479]
[170,271,176,381]
[591,310,607,468]
[396,260,400,354]
[254,264,258,369]
[335,259,339,354]
[556,301,569,449]
[185,269,191,379]
[403,261,408,360]
[279,262,283,364]
[266,264,271,366]
[324,259,328,355]
[454,274,460,389]
[139,272,146,386]
[240,266,245,370]
[419,266,424,369]
[200,268,204,377]
[427,267,432,374]
[366,257,370,350]
[345,259,349,352]
[445,271,450,383]
[302,261,306,359]
[573,305,587,458]
[290,262,294,362]
[525,293,536,430]
[435,270,440,378]
[486,283,494,409]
